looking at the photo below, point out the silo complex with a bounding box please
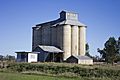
[32,11,86,61]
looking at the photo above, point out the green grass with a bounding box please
[0,72,120,80]
[1,62,120,80]
[0,72,80,80]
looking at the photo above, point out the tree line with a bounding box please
[98,37,120,64]
[0,55,15,61]
[86,37,120,64]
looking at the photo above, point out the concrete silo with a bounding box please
[79,26,86,56]
[71,25,79,56]
[32,10,87,61]
[63,24,71,60]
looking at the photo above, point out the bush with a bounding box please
[7,62,120,78]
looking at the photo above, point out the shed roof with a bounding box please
[15,51,32,54]
[37,45,64,53]
[15,51,39,54]
[71,55,92,60]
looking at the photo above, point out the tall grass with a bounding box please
[6,62,120,79]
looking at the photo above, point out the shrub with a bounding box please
[6,62,120,78]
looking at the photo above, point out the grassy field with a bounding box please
[1,62,120,80]
[0,72,80,80]
[0,72,119,80]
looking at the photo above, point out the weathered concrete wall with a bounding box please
[32,25,52,50]
[57,25,63,49]
[63,24,71,60]
[79,26,86,56]
[41,25,51,45]
[51,26,57,46]
[32,27,41,50]
[71,26,79,56]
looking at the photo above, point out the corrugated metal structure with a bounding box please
[33,45,63,62]
[32,11,89,62]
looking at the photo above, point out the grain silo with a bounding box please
[32,11,89,62]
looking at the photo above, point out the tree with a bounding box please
[85,43,92,58]
[118,37,120,53]
[115,37,120,62]
[5,55,15,61]
[98,37,119,64]
[92,55,102,62]
[0,55,4,61]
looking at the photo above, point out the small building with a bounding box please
[66,55,93,65]
[33,45,63,62]
[16,45,63,63]
[16,51,38,63]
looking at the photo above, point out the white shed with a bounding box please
[66,55,93,65]
[16,51,38,63]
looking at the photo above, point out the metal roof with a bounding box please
[15,51,39,54]
[15,51,32,53]
[38,45,64,53]
[36,11,86,27]
[71,55,92,60]
[53,20,86,27]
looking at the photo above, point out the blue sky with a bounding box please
[0,0,120,56]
